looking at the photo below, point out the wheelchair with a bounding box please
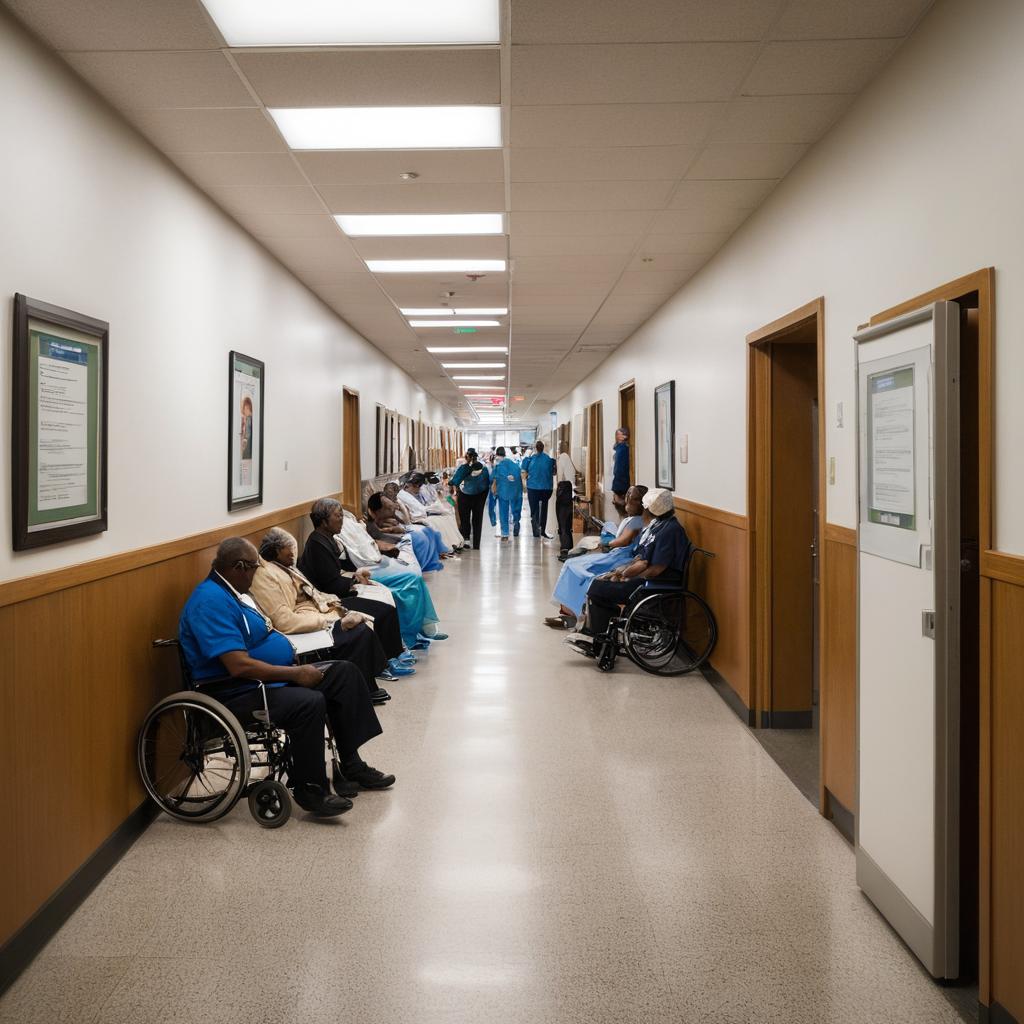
[577,546,718,676]
[137,639,345,829]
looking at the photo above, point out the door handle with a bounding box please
[922,610,935,639]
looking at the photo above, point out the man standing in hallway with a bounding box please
[522,440,556,539]
[611,427,631,514]
[555,441,577,558]
[491,445,523,541]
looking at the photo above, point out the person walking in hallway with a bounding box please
[450,448,490,549]
[491,445,523,542]
[611,427,631,514]
[522,440,556,539]
[555,440,577,557]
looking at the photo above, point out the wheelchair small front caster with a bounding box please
[597,642,617,672]
[248,779,291,828]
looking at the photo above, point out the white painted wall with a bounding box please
[0,10,457,583]
[549,0,1024,554]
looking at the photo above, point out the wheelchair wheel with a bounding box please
[624,590,717,676]
[138,691,250,822]
[248,779,291,829]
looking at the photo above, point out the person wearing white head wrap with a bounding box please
[566,485,692,650]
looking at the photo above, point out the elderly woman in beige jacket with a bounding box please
[250,528,403,700]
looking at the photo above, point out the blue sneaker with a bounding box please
[387,660,416,677]
[418,631,449,642]
[397,651,417,665]
[411,640,432,651]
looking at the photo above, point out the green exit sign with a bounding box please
[454,327,477,334]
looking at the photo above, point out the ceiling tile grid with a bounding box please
[5,0,937,425]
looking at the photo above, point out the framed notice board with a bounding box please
[12,293,109,550]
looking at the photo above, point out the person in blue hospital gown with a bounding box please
[491,446,524,541]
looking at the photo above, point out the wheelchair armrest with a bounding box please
[639,580,687,593]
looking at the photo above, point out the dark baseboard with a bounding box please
[701,663,755,726]
[825,789,855,844]
[0,799,158,996]
[760,709,814,729]
[981,1002,1020,1024]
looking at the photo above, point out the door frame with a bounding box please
[618,378,637,487]
[867,268,994,1003]
[746,298,827,743]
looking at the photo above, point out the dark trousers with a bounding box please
[585,578,645,636]
[341,595,403,659]
[555,481,574,553]
[527,488,553,536]
[327,620,387,691]
[457,490,488,548]
[215,661,382,789]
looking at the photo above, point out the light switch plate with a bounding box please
[828,456,836,485]
[679,435,688,463]
[836,401,844,428]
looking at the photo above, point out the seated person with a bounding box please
[397,473,466,551]
[365,493,441,573]
[338,505,420,575]
[566,487,691,653]
[251,527,411,696]
[544,485,647,629]
[297,499,413,669]
[383,481,452,563]
[179,537,395,816]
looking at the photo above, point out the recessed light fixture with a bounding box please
[426,346,508,354]
[441,362,506,369]
[452,375,505,380]
[199,0,500,46]
[338,214,504,237]
[403,308,508,316]
[457,385,504,390]
[270,107,501,150]
[411,320,501,328]
[367,260,506,274]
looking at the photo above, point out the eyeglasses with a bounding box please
[233,559,259,571]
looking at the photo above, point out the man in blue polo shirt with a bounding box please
[521,440,556,539]
[179,537,395,818]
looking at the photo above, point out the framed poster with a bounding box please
[228,351,264,511]
[654,379,675,490]
[12,294,109,550]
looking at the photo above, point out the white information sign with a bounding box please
[869,368,916,526]
[37,347,89,511]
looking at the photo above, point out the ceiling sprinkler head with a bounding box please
[465,273,486,282]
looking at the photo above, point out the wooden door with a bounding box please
[619,382,636,485]
[342,389,361,510]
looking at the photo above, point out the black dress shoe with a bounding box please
[370,687,392,704]
[292,783,353,817]
[345,764,396,789]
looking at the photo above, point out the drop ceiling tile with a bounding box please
[771,0,933,40]
[512,254,628,276]
[512,181,674,212]
[261,236,365,274]
[4,0,222,50]
[319,182,505,214]
[352,236,507,260]
[686,142,809,179]
[513,313,593,328]
[297,150,504,186]
[234,49,500,108]
[651,207,750,234]
[711,94,854,143]
[510,235,638,257]
[207,185,324,216]
[125,108,286,153]
[510,146,697,182]
[512,269,618,288]
[313,286,395,311]
[627,252,707,272]
[512,0,783,43]
[65,50,253,109]
[615,270,693,295]
[511,102,723,148]
[511,43,759,105]
[170,152,306,188]
[640,231,731,254]
[512,283,609,302]
[241,212,340,238]
[513,302,602,317]
[741,39,902,96]
[511,211,653,236]
[668,178,778,209]
[383,283,508,305]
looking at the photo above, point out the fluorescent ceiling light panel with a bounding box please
[199,0,499,45]
[453,375,505,380]
[426,346,508,353]
[338,214,503,237]
[441,362,506,368]
[411,321,501,328]
[368,259,505,274]
[458,385,504,390]
[270,107,501,150]
[403,308,509,316]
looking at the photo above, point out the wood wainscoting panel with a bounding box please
[0,508,312,950]
[674,499,751,711]
[821,524,857,813]
[989,577,1024,1021]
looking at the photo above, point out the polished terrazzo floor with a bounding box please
[1,524,972,1023]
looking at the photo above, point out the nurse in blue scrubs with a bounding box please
[491,446,524,541]
[543,485,647,628]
